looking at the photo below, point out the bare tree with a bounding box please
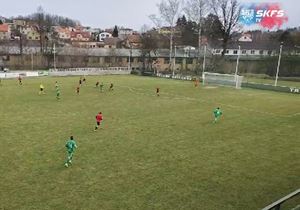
[210,0,241,56]
[184,0,209,63]
[34,6,46,53]
[149,0,182,75]
[11,26,26,55]
[32,6,52,54]
[140,25,159,72]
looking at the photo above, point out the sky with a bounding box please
[0,0,299,31]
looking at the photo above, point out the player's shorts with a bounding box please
[67,151,74,155]
[97,121,100,126]
[40,88,43,91]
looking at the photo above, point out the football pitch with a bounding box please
[0,75,299,210]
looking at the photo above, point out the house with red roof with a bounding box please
[122,34,142,49]
[70,31,91,42]
[19,24,40,40]
[0,24,10,40]
[54,26,71,40]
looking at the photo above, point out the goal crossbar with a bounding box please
[202,72,243,89]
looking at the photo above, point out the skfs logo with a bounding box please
[239,3,288,29]
[256,10,284,19]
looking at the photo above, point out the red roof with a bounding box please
[104,37,121,46]
[0,24,9,32]
[70,31,91,39]
[127,34,141,43]
[56,27,71,34]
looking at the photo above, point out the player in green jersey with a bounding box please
[64,136,77,167]
[56,88,60,100]
[39,83,45,95]
[213,107,222,123]
[99,82,104,92]
[55,81,59,89]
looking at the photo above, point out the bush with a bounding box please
[130,69,141,75]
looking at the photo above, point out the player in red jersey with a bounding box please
[94,112,103,131]
[76,86,80,95]
[194,78,199,87]
[109,83,114,91]
[79,77,82,86]
[18,75,22,85]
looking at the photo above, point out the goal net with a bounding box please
[202,72,243,89]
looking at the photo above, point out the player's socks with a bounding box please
[65,163,68,167]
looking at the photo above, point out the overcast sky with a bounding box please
[0,0,299,30]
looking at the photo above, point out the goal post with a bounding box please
[202,72,244,89]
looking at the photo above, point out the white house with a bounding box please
[238,33,252,42]
[119,28,133,36]
[99,32,112,42]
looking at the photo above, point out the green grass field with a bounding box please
[0,75,299,210]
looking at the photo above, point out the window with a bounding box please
[225,50,229,54]
[117,57,123,63]
[175,58,183,64]
[259,50,263,55]
[164,58,170,64]
[104,57,110,63]
[250,50,255,54]
[186,58,193,64]
[91,57,99,63]
[126,57,133,62]
[242,50,246,54]
[268,50,272,55]
[215,49,221,54]
[138,57,144,62]
[233,50,238,54]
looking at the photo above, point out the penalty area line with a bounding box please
[119,85,294,118]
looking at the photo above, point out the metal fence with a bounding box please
[49,67,131,76]
[156,73,193,81]
[153,73,300,94]
[262,189,300,210]
[242,82,300,94]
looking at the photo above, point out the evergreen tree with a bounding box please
[181,15,187,26]
[112,25,119,37]
[176,15,187,27]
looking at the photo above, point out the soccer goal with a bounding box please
[202,72,244,89]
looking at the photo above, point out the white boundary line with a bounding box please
[119,85,298,118]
